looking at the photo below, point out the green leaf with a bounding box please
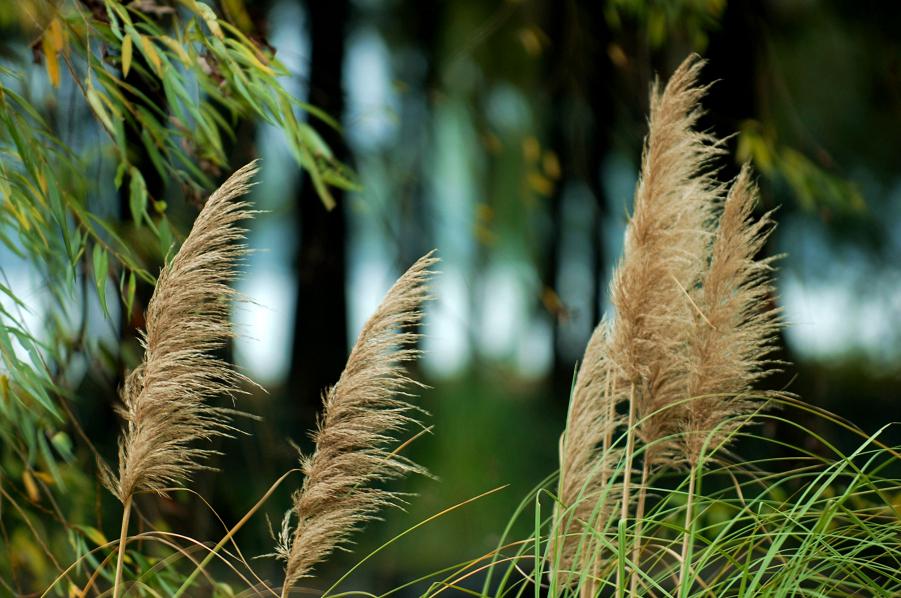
[213,583,236,598]
[124,270,136,321]
[114,161,127,189]
[92,244,109,317]
[128,167,147,225]
[50,431,73,459]
[158,216,174,259]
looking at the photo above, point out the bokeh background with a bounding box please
[2,0,900,594]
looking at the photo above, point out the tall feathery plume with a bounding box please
[609,54,723,463]
[552,321,624,591]
[674,166,781,592]
[279,252,437,596]
[605,55,723,596]
[680,165,780,465]
[103,161,259,598]
[555,54,785,595]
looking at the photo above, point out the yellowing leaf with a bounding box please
[159,35,191,66]
[48,17,64,52]
[33,471,54,484]
[475,203,494,223]
[22,470,40,502]
[10,203,31,232]
[542,150,561,180]
[121,35,133,77]
[141,36,163,76]
[75,525,108,547]
[124,270,136,320]
[196,3,224,39]
[41,31,60,88]
[527,171,554,197]
[482,131,502,154]
[231,41,274,76]
[541,286,568,320]
[518,27,544,57]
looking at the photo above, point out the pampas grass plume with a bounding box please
[279,252,437,594]
[553,321,622,587]
[105,161,258,502]
[104,161,259,597]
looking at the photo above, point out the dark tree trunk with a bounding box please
[702,0,821,466]
[581,1,613,326]
[397,2,440,271]
[701,0,761,181]
[544,0,612,402]
[288,0,350,434]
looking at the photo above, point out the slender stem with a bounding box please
[616,383,637,598]
[677,463,697,596]
[580,577,594,598]
[80,548,117,597]
[629,451,652,596]
[173,469,301,598]
[113,494,133,598]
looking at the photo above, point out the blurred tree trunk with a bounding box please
[582,2,612,327]
[544,0,612,402]
[398,2,440,271]
[288,0,350,432]
[702,0,818,463]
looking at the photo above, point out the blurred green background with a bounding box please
[1,0,900,594]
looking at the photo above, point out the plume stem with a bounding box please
[677,463,697,596]
[616,382,637,598]
[629,451,653,596]
[600,370,615,487]
[112,495,132,598]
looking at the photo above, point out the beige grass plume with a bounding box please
[552,321,623,588]
[605,59,725,594]
[103,161,258,597]
[609,54,725,456]
[679,165,781,465]
[278,252,437,594]
[104,161,258,502]
[554,53,786,595]
[572,55,746,595]
[672,166,782,591]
